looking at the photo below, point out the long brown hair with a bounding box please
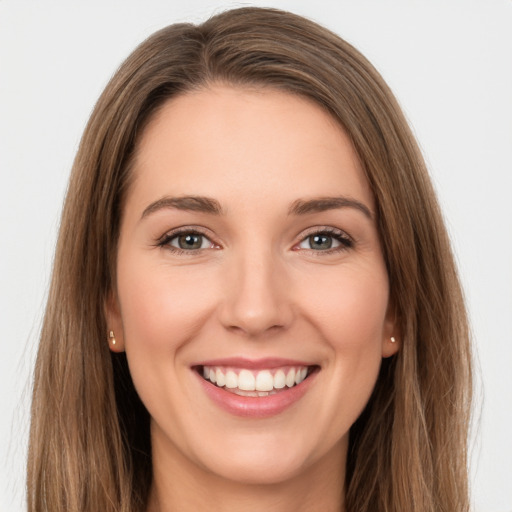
[27,7,472,512]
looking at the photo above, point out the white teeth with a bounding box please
[201,365,311,392]
[285,369,296,387]
[225,370,238,389]
[294,368,308,385]
[274,370,286,389]
[238,369,255,391]
[233,389,258,397]
[255,370,274,391]
[216,368,226,387]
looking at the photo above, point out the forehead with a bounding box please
[128,85,374,215]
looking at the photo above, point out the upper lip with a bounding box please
[192,357,316,370]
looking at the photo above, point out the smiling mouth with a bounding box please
[197,365,318,397]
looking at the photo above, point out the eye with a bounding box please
[158,230,216,252]
[296,229,353,252]
[301,234,338,250]
[171,233,211,250]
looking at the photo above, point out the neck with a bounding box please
[146,430,347,512]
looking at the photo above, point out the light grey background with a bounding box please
[1,1,511,511]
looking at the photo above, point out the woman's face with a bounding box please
[108,85,397,487]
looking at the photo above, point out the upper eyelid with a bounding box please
[296,226,353,242]
[158,225,214,242]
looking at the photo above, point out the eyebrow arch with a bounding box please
[141,195,224,219]
[288,196,373,219]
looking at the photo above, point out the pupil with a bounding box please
[179,234,202,249]
[311,234,332,250]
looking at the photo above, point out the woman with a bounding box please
[27,7,472,512]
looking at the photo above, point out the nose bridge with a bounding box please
[219,243,292,336]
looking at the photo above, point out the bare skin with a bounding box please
[107,85,398,512]
[147,433,346,512]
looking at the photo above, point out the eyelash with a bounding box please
[156,226,354,255]
[156,227,216,256]
[296,227,354,254]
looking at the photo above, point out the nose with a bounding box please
[218,248,294,338]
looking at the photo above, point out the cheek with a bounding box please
[115,254,221,425]
[297,263,389,416]
[298,262,389,349]
[117,256,217,351]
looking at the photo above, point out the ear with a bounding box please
[104,290,125,353]
[381,302,400,359]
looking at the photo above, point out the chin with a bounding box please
[203,450,310,486]
[187,428,346,487]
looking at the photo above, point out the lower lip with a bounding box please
[195,370,317,418]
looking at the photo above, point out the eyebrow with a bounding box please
[141,195,224,219]
[140,194,373,221]
[288,196,373,219]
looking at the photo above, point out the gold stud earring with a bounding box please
[109,330,116,346]
[390,336,396,343]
